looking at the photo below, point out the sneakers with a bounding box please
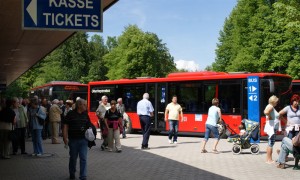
[31,153,37,156]
[168,139,173,144]
[173,141,177,144]
[36,154,42,157]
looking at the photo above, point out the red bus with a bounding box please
[30,81,88,101]
[88,72,292,136]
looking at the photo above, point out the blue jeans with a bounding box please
[204,124,219,141]
[139,115,151,147]
[288,130,299,139]
[168,120,179,142]
[68,138,88,180]
[267,129,278,147]
[278,137,293,164]
[32,129,43,154]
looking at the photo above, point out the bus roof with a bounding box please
[31,81,87,90]
[89,72,291,85]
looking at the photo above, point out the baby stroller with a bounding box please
[229,119,260,155]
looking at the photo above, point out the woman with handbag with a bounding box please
[28,98,46,156]
[264,95,281,164]
[0,98,16,159]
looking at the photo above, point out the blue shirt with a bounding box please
[137,99,154,116]
[29,106,46,130]
[206,105,220,127]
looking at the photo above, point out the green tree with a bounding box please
[104,25,176,79]
[214,0,300,79]
[81,34,109,83]
[60,32,92,81]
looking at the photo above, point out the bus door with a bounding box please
[147,83,167,132]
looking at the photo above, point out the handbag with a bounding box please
[36,107,44,125]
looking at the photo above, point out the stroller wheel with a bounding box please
[250,144,260,155]
[232,144,241,155]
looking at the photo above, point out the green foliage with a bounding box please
[214,0,300,78]
[6,25,178,97]
[104,25,176,79]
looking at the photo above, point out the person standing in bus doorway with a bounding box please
[165,95,183,144]
[264,95,281,164]
[49,99,62,144]
[96,95,111,150]
[63,99,90,180]
[137,93,154,149]
[200,98,222,154]
[116,98,127,138]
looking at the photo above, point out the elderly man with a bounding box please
[63,99,91,180]
[49,99,62,144]
[137,93,154,149]
[116,98,126,138]
[96,95,111,150]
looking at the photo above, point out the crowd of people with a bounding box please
[0,96,73,158]
[1,92,300,179]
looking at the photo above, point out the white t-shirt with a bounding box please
[166,103,182,120]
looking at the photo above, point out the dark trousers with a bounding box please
[99,119,108,146]
[139,115,151,147]
[12,128,26,153]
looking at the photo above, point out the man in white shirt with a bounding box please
[165,95,183,144]
[137,93,154,149]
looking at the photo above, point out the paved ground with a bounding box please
[0,133,299,180]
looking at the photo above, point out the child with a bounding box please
[227,124,247,142]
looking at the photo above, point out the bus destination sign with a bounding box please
[23,0,103,31]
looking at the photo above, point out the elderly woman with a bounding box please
[104,100,122,152]
[264,95,281,164]
[28,98,46,156]
[11,97,28,155]
[201,98,222,154]
[279,94,300,139]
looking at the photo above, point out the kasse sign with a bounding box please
[23,0,103,31]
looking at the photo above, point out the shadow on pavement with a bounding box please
[0,139,232,180]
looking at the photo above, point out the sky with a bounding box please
[90,0,237,71]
